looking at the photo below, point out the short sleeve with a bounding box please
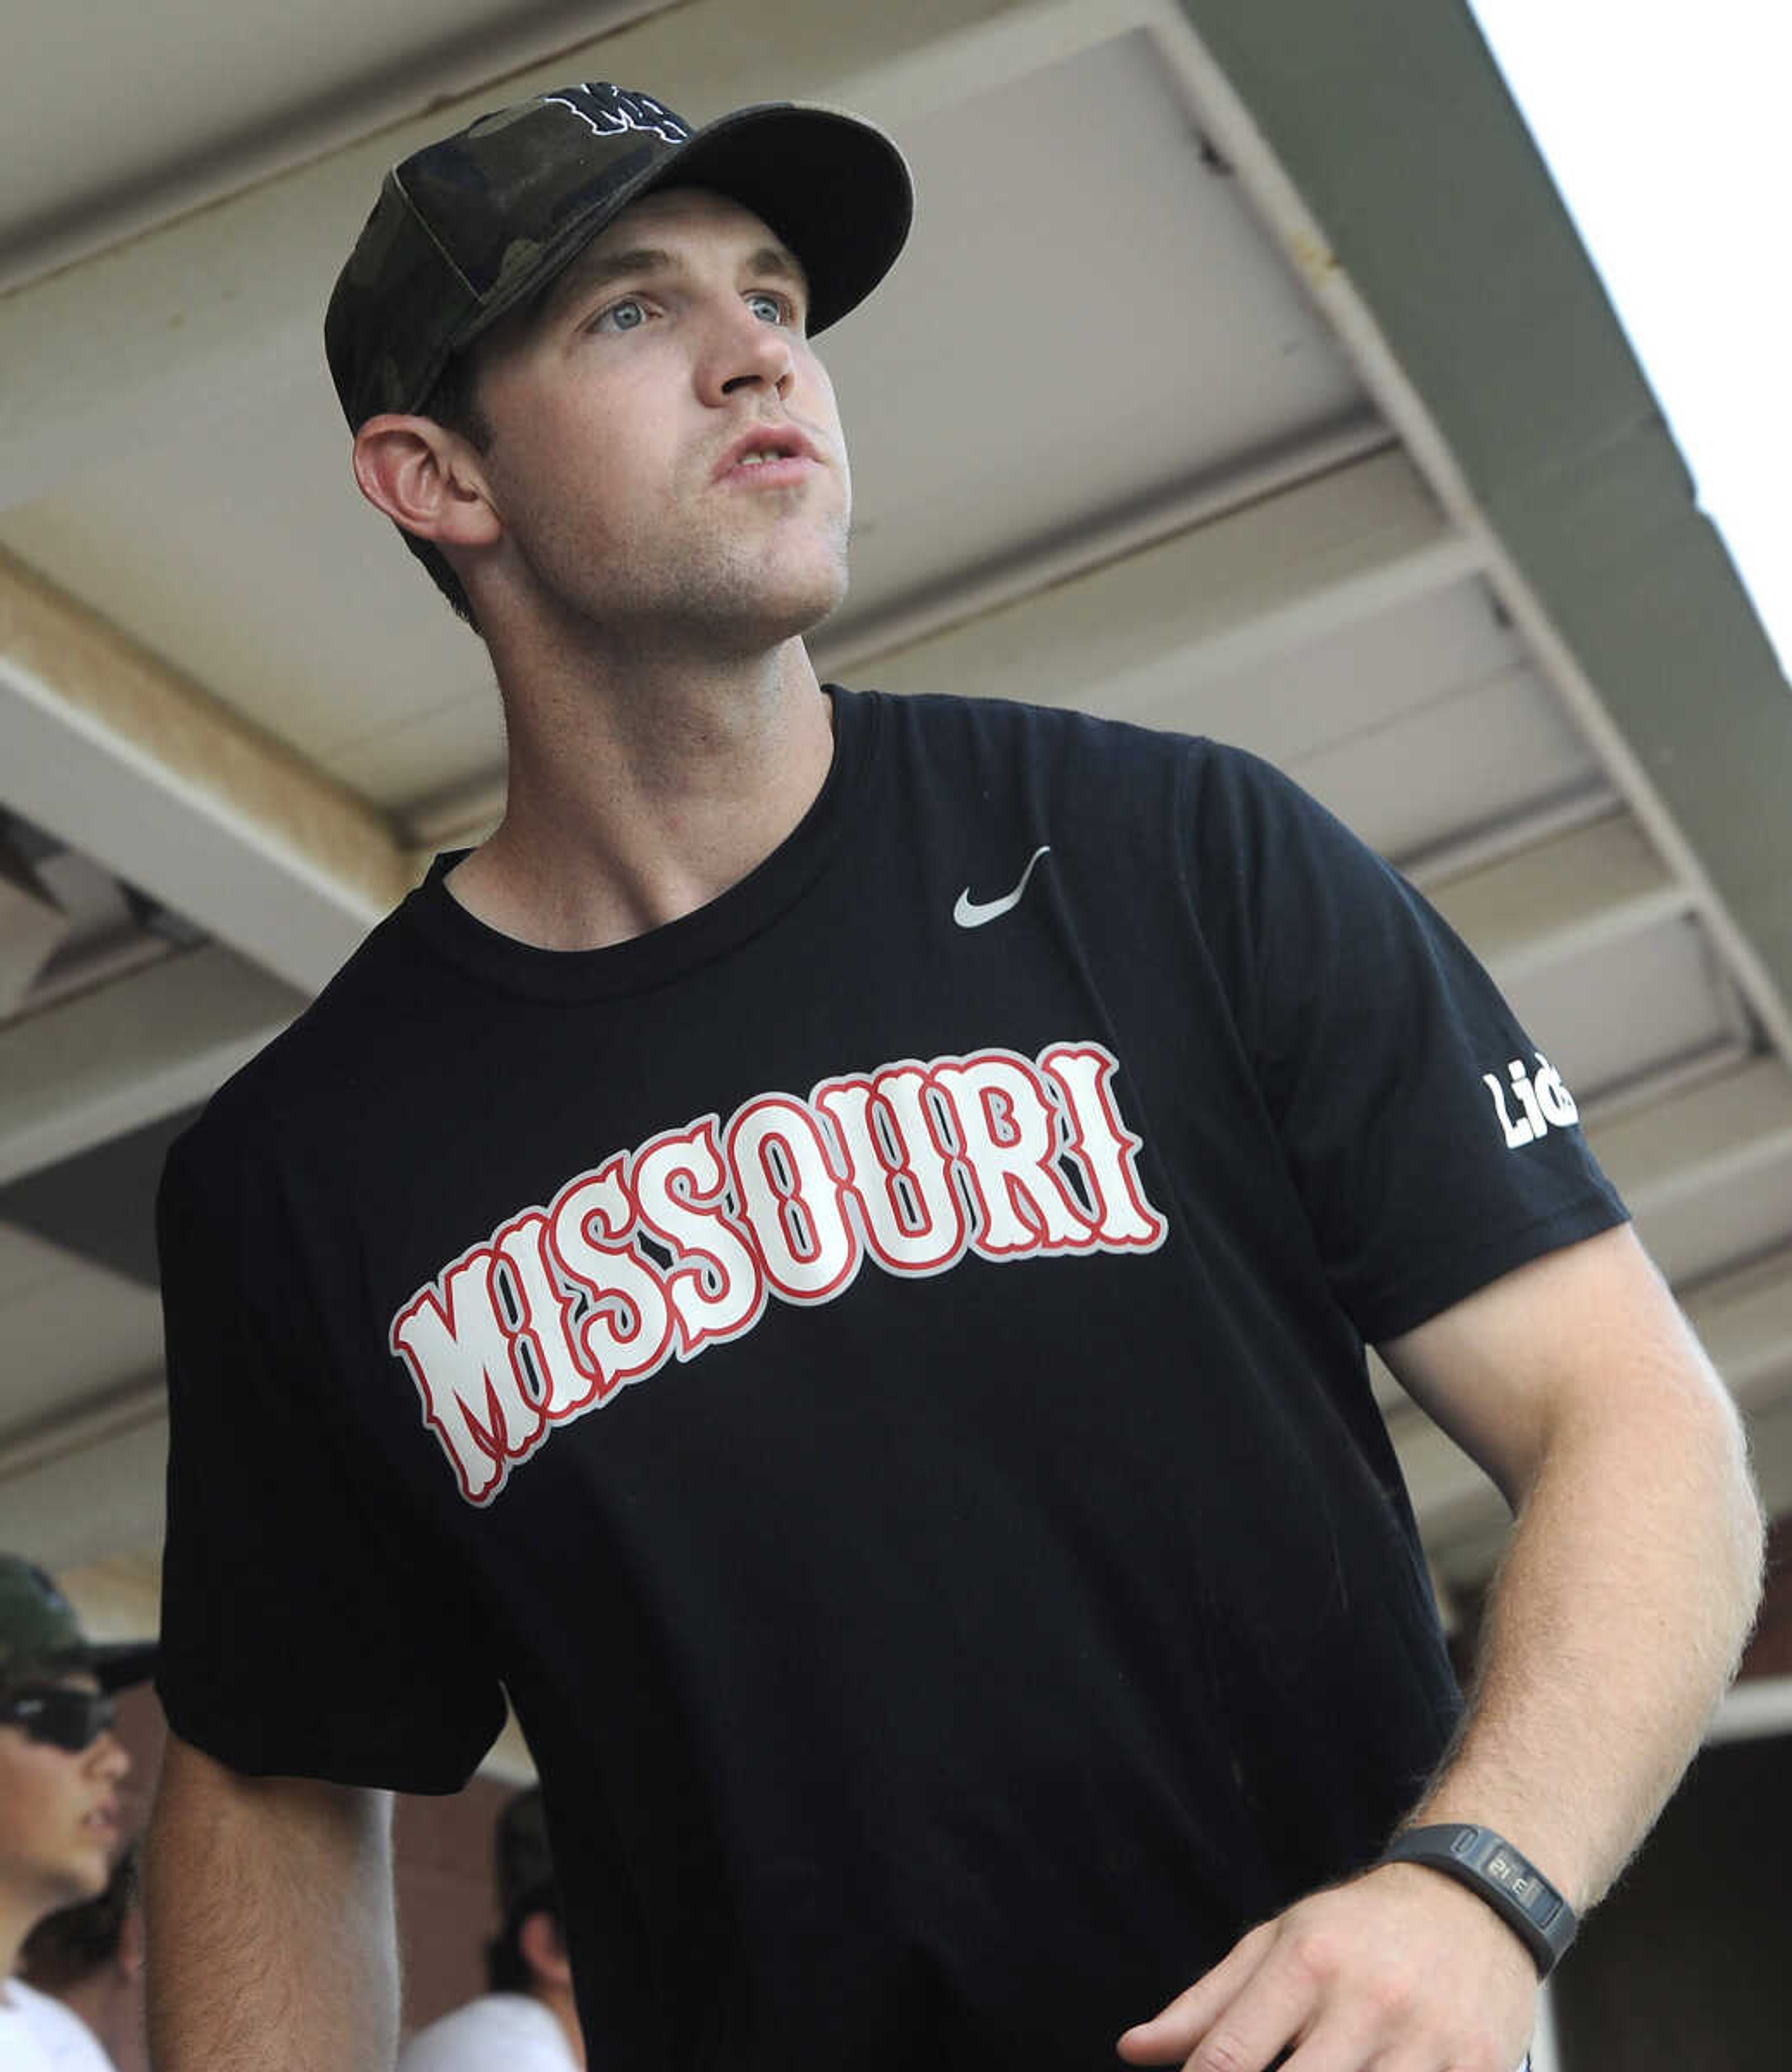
[1188,747,1628,1341]
[155,1119,506,1791]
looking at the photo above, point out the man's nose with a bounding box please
[700,304,796,403]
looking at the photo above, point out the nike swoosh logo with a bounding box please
[953,844,1052,929]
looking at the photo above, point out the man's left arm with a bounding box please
[1119,1222,1764,2071]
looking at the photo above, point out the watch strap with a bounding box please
[1380,1823,1577,1977]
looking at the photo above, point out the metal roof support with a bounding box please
[0,549,411,990]
[1171,0,1792,1060]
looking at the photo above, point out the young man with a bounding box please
[1,1556,150,2072]
[397,1788,580,2071]
[148,81,1763,2072]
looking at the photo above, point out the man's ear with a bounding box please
[351,414,502,550]
[518,1907,573,1990]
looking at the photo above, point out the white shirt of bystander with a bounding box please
[0,1976,117,2071]
[397,1990,576,2072]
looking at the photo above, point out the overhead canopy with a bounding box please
[2,0,1787,1658]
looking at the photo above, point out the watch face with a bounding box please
[1386,1825,1575,1972]
[1485,1843,1535,1895]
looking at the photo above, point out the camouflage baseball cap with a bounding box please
[325,80,913,431]
[0,1554,156,1694]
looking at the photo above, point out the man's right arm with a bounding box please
[146,1733,400,2071]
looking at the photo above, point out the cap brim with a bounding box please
[444,100,912,385]
[646,104,914,336]
[89,1640,159,1693]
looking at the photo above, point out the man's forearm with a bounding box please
[1407,1322,1764,1912]
[146,1736,400,2071]
[1119,1231,1764,2069]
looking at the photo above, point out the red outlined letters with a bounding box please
[390,1039,1167,1503]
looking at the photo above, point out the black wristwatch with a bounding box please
[1379,1823,1578,1977]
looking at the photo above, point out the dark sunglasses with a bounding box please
[0,1685,118,1752]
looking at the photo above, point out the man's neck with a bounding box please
[446,634,835,952]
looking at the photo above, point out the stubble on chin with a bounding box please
[625,513,851,658]
[504,460,852,660]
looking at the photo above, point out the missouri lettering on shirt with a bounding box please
[389,1040,1167,1504]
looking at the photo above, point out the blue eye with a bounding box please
[596,297,649,334]
[746,292,787,325]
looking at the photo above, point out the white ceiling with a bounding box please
[1,1,656,288]
[2,0,1789,1656]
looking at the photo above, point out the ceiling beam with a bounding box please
[0,839,70,1016]
[1593,1058,1792,1218]
[1170,0,1792,1061]
[1589,1058,1792,1289]
[1425,813,1691,985]
[0,1376,168,1575]
[0,944,304,1188]
[863,445,1476,720]
[0,548,411,989]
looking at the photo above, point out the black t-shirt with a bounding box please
[156,687,1624,2068]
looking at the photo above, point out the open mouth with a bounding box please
[717,427,818,478]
